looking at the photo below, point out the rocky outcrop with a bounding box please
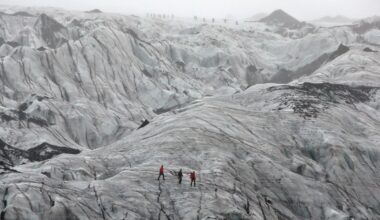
[0,139,80,167]
[268,82,378,118]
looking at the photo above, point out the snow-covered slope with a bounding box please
[2,81,380,219]
[296,45,380,86]
[311,16,355,27]
[1,5,380,220]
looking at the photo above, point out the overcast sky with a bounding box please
[0,0,379,20]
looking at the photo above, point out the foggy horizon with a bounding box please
[0,0,379,21]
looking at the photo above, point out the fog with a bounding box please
[0,0,379,20]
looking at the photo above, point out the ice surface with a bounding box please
[0,6,380,219]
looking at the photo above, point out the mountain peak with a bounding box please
[260,9,302,28]
[246,13,268,22]
[272,9,288,15]
[86,9,103,13]
[34,13,66,36]
[35,13,65,30]
[34,13,68,48]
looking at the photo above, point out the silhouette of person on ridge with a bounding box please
[157,165,165,180]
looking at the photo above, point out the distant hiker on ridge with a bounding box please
[178,169,183,184]
[157,165,165,180]
[190,171,196,187]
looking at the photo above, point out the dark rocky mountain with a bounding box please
[260,9,305,29]
[86,9,103,13]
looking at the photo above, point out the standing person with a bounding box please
[190,171,196,187]
[157,165,165,180]
[178,169,183,184]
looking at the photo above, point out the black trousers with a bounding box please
[178,177,182,184]
[191,179,196,186]
[157,173,165,180]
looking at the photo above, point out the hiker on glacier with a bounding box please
[157,165,165,180]
[190,171,196,187]
[178,169,183,184]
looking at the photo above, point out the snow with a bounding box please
[364,29,380,45]
[296,45,380,86]
[0,5,380,220]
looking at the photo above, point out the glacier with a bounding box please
[0,5,380,220]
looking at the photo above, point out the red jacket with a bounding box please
[159,166,164,174]
[190,172,196,180]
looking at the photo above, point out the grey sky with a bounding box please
[0,0,379,20]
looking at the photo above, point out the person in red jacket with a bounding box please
[190,171,196,187]
[157,165,165,180]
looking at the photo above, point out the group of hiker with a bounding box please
[157,165,196,187]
